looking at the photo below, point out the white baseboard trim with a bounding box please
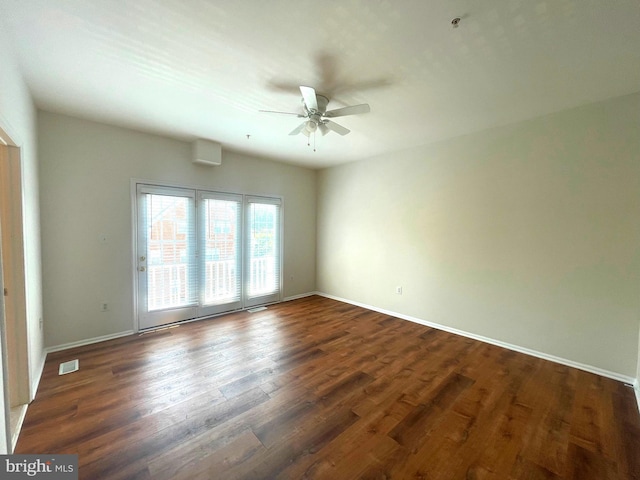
[635,380,640,415]
[317,292,636,385]
[46,330,135,355]
[282,292,318,302]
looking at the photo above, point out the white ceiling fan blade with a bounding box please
[288,122,307,135]
[324,103,370,118]
[318,123,330,136]
[300,86,318,112]
[259,109,305,117]
[325,120,350,136]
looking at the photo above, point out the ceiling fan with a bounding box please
[261,86,370,137]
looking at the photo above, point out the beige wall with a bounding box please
[318,92,640,378]
[38,112,317,348]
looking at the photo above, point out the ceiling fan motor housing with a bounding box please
[314,95,329,114]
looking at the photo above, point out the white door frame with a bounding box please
[0,186,10,453]
[136,184,199,329]
[197,190,244,317]
[0,124,31,453]
[244,195,283,308]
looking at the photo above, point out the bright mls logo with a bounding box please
[1,455,78,479]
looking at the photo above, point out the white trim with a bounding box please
[317,292,636,385]
[634,380,640,415]
[46,330,135,354]
[130,179,139,332]
[282,292,318,302]
[129,177,284,203]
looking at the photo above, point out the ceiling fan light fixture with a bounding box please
[303,120,318,136]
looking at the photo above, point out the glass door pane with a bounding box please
[137,185,197,329]
[245,197,281,307]
[198,192,242,316]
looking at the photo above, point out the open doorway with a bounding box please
[0,131,31,452]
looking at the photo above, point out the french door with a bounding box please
[245,196,281,308]
[136,184,281,330]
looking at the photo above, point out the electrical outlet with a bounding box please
[395,286,403,295]
[101,302,108,312]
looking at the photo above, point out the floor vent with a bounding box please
[59,359,79,375]
[247,306,267,313]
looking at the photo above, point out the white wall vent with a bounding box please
[59,359,79,375]
[192,139,222,166]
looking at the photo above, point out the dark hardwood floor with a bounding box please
[16,295,640,479]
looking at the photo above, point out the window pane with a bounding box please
[146,194,196,311]
[202,198,241,305]
[248,202,279,297]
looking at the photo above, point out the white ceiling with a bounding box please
[1,0,639,168]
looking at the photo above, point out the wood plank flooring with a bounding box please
[16,296,640,479]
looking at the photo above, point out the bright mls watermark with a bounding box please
[0,455,78,479]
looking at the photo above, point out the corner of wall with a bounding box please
[30,348,47,402]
